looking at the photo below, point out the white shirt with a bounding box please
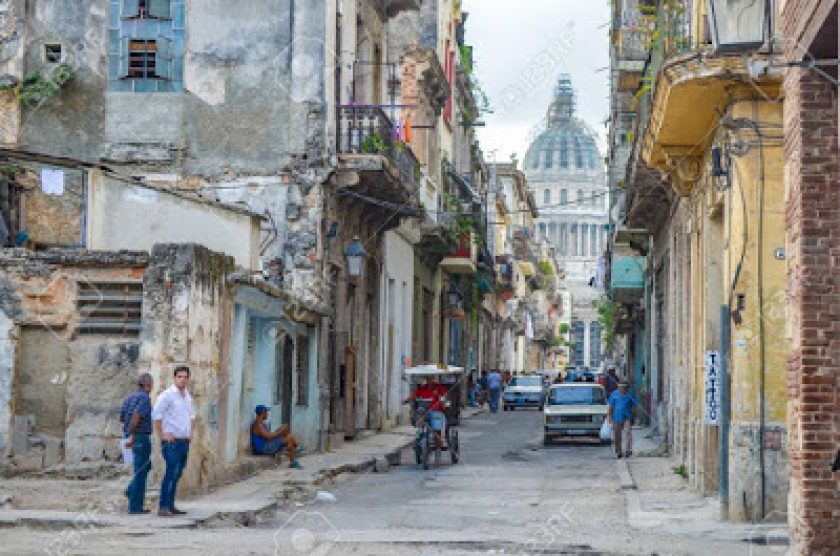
[152,385,195,439]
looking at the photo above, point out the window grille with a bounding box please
[76,281,143,336]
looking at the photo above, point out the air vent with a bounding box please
[76,281,143,336]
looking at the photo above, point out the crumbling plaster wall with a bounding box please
[0,249,148,469]
[139,243,235,493]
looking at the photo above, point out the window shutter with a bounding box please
[155,37,173,80]
[122,0,140,18]
[118,36,130,78]
[148,0,171,19]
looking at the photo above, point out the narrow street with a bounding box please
[1,410,779,555]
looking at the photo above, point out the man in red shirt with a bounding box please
[407,376,448,456]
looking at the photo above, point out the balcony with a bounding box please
[609,255,645,303]
[337,105,421,204]
[512,226,537,261]
[440,232,477,275]
[615,27,649,68]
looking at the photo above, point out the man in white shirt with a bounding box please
[152,365,195,517]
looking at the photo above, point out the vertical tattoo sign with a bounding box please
[705,350,721,425]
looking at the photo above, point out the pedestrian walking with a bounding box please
[467,371,477,407]
[604,367,619,397]
[120,372,153,514]
[607,381,638,459]
[152,365,195,517]
[478,370,489,406]
[487,369,503,413]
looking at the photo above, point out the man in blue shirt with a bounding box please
[607,381,638,459]
[487,369,503,413]
[120,373,153,514]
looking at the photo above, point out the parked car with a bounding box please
[503,375,546,411]
[543,383,609,445]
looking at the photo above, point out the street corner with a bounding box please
[273,510,342,556]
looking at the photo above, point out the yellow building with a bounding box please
[613,0,788,522]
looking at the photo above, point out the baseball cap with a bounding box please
[255,405,270,415]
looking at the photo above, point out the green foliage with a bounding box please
[558,322,570,335]
[593,296,620,354]
[361,133,385,154]
[672,464,688,479]
[17,64,75,107]
[537,260,554,277]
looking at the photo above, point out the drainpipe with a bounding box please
[720,304,730,520]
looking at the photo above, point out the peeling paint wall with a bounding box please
[0,249,148,471]
[139,243,234,493]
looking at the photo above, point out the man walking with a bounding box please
[607,381,638,458]
[152,365,195,517]
[120,373,153,514]
[487,369,503,413]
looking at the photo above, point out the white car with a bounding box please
[503,375,546,411]
[543,384,609,444]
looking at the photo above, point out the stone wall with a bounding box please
[0,248,148,472]
[139,243,235,493]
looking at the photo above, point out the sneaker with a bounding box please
[616,453,623,459]
[128,509,151,515]
[157,509,173,517]
[171,508,187,515]
[289,460,302,469]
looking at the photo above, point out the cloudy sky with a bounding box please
[462,0,610,163]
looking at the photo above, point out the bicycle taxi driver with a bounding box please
[406,375,448,453]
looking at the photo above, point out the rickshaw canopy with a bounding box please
[403,364,465,377]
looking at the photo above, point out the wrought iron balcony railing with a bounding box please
[337,105,420,192]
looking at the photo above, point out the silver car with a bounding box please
[543,384,609,444]
[503,375,546,411]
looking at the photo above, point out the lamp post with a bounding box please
[344,236,366,278]
[447,280,462,309]
[706,0,770,53]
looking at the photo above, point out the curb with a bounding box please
[616,458,636,490]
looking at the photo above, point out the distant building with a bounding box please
[524,76,608,368]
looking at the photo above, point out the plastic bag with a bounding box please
[600,419,613,441]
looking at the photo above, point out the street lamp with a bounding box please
[707,0,770,53]
[447,280,462,309]
[344,236,366,278]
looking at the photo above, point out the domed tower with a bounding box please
[524,75,608,369]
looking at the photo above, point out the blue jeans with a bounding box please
[160,440,189,511]
[489,387,501,412]
[128,434,151,513]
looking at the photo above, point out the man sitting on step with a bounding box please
[251,405,301,469]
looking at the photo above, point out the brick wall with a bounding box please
[782,38,840,556]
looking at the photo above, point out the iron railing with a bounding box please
[337,105,420,192]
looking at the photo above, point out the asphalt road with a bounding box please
[0,408,779,555]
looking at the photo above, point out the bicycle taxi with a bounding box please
[403,364,464,470]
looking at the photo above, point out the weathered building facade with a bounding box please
[608,0,790,529]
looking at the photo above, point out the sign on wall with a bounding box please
[705,350,721,425]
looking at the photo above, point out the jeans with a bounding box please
[128,434,151,513]
[489,387,501,412]
[160,440,189,511]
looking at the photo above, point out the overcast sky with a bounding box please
[462,0,610,164]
